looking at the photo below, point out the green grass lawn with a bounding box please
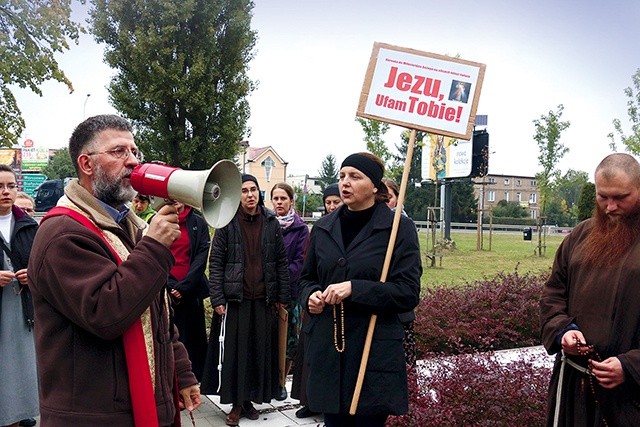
[203,229,568,328]
[418,230,567,288]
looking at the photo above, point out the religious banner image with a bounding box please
[421,134,472,181]
[357,42,486,140]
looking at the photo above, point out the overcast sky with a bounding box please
[12,0,640,180]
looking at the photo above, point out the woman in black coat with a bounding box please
[298,152,422,427]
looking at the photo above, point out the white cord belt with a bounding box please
[553,351,593,427]
[216,303,228,393]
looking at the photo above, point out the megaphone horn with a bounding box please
[130,160,241,229]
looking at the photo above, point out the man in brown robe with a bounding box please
[540,152,640,426]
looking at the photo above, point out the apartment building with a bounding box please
[473,174,540,219]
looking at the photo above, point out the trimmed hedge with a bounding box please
[386,271,552,426]
[414,271,547,357]
[388,353,551,426]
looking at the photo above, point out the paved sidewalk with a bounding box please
[32,377,323,427]
[182,376,324,426]
[33,348,552,426]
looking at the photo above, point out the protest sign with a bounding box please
[357,42,486,140]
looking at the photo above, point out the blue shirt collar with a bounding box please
[96,198,130,224]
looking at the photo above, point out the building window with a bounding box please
[504,178,510,185]
[504,191,509,202]
[529,193,537,204]
[516,179,522,186]
[261,156,276,182]
[531,180,537,186]
[488,177,496,184]
[530,210,537,219]
[516,192,522,202]
[488,191,495,202]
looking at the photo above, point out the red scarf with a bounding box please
[43,207,159,427]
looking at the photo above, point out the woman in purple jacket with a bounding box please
[270,182,309,399]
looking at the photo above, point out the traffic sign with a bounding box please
[19,173,47,196]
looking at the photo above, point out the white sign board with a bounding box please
[357,43,486,140]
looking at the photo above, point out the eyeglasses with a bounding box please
[0,184,17,191]
[86,146,144,162]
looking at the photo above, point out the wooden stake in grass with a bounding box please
[349,128,417,415]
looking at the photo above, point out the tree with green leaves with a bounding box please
[392,130,425,183]
[0,0,82,147]
[608,69,640,153]
[544,197,573,227]
[294,186,322,216]
[449,179,477,222]
[391,129,434,220]
[576,182,596,222]
[533,104,570,219]
[555,169,589,210]
[356,117,392,169]
[317,154,338,190]
[552,169,589,225]
[491,200,528,219]
[90,0,256,168]
[41,147,75,179]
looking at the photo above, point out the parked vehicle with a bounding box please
[34,178,72,212]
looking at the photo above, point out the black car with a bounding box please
[34,178,71,212]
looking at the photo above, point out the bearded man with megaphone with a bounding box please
[28,114,202,427]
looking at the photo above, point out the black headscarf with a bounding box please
[341,153,384,191]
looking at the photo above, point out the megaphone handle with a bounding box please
[149,196,174,212]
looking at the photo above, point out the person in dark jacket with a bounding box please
[270,182,309,400]
[167,201,211,381]
[322,183,342,214]
[201,174,290,426]
[28,115,200,427]
[292,182,343,419]
[299,152,422,427]
[0,165,39,427]
[12,192,38,427]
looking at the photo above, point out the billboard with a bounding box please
[0,148,21,171]
[21,147,50,171]
[420,130,490,181]
[422,135,473,181]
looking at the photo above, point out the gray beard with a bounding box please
[92,164,136,207]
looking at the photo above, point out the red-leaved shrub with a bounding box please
[414,271,548,357]
[387,352,551,426]
[385,271,553,426]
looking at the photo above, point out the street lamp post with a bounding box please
[83,94,91,119]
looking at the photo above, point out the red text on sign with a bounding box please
[374,94,463,123]
[383,66,443,100]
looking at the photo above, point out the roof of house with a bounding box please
[246,146,288,165]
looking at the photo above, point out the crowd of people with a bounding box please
[1,114,422,427]
[4,113,637,427]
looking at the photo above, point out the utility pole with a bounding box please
[302,174,308,218]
